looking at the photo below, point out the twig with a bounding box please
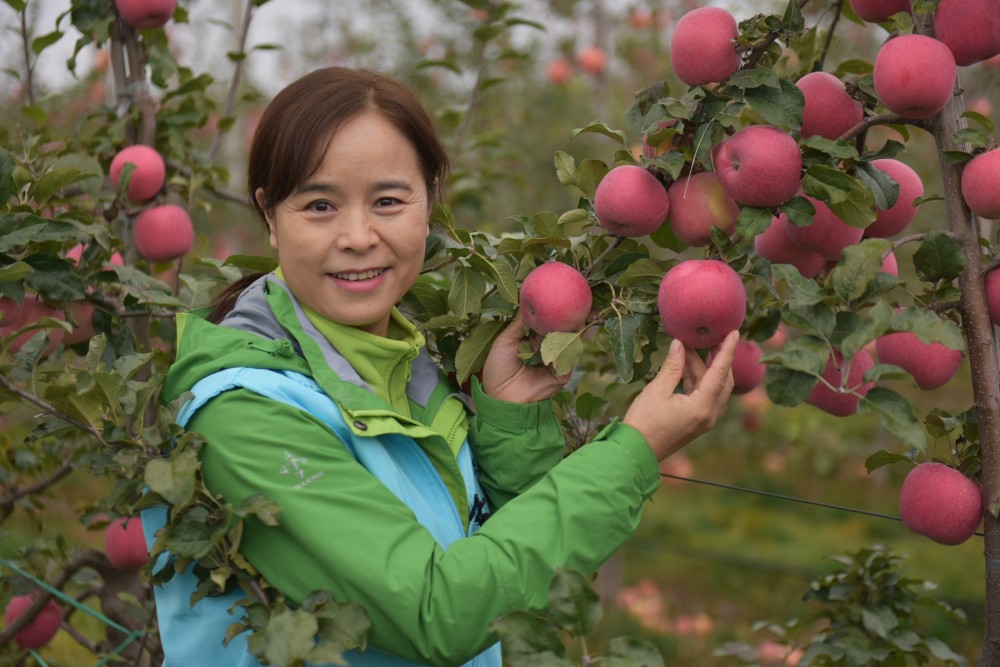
[582,236,625,277]
[838,114,925,144]
[166,159,248,206]
[816,0,843,73]
[0,462,73,520]
[745,0,812,69]
[890,232,929,250]
[0,374,105,443]
[19,8,35,107]
[209,0,256,162]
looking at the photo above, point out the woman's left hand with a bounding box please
[480,310,572,404]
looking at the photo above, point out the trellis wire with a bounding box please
[660,472,987,538]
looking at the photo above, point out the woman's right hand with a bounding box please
[623,331,739,461]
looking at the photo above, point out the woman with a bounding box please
[142,66,738,666]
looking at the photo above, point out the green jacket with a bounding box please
[163,274,661,665]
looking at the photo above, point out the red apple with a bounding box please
[875,331,963,390]
[666,172,739,247]
[961,148,1000,219]
[863,158,924,238]
[4,594,61,649]
[934,0,1000,66]
[577,47,606,75]
[805,348,874,417]
[669,7,741,86]
[873,35,956,119]
[114,0,177,29]
[848,0,912,23]
[785,196,864,261]
[984,267,1000,325]
[594,165,670,237]
[714,125,802,208]
[133,204,194,262]
[710,339,766,394]
[754,215,828,278]
[658,259,746,349]
[104,516,149,572]
[0,295,65,354]
[882,250,898,276]
[900,462,982,545]
[110,144,166,202]
[546,58,572,86]
[796,71,864,141]
[519,261,593,336]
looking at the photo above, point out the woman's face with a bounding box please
[261,112,431,337]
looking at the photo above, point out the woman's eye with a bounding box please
[375,197,401,208]
[308,200,334,213]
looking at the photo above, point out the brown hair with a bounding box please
[208,67,451,323]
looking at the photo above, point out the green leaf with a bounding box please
[469,254,518,305]
[617,258,664,288]
[221,254,278,273]
[605,313,644,382]
[742,79,804,130]
[736,206,774,239]
[802,135,859,160]
[263,609,319,667]
[860,387,926,451]
[547,569,602,637]
[454,319,505,384]
[489,611,572,664]
[0,149,17,208]
[31,30,63,55]
[163,516,215,559]
[779,196,816,229]
[890,308,966,351]
[829,238,890,302]
[856,161,900,210]
[28,166,91,206]
[912,231,965,282]
[771,264,825,306]
[837,300,892,360]
[556,208,593,236]
[448,266,487,317]
[783,302,836,339]
[601,637,666,667]
[0,261,33,283]
[575,159,610,198]
[764,364,818,407]
[539,331,584,377]
[238,494,282,527]
[144,446,200,507]
[575,393,608,420]
[763,335,828,375]
[570,119,627,146]
[554,151,577,187]
[24,254,87,301]
[865,448,915,474]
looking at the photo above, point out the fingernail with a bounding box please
[669,339,682,356]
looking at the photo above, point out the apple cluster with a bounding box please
[1,140,196,352]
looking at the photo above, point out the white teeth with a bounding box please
[335,269,384,281]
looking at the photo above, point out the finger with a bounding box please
[651,338,686,395]
[697,330,739,397]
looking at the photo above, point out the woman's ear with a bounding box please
[256,188,279,249]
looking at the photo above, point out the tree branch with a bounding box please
[0,462,73,521]
[838,114,925,144]
[19,7,35,107]
[817,0,843,73]
[0,374,105,443]
[166,159,248,206]
[745,0,812,69]
[209,0,256,162]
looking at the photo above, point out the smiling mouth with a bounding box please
[332,268,386,281]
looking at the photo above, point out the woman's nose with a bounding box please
[336,210,379,251]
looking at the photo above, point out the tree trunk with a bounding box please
[930,76,1000,667]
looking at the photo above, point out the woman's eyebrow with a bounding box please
[291,180,414,196]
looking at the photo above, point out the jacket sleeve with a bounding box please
[189,389,661,666]
[465,377,567,509]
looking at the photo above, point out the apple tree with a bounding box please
[413,0,1000,662]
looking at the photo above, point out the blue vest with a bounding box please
[142,367,501,667]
